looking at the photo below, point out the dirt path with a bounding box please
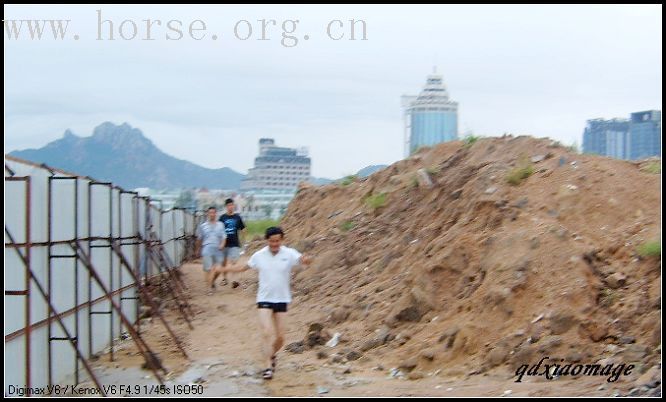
[83,259,644,397]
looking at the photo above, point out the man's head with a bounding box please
[225,198,235,214]
[207,206,217,221]
[265,226,284,253]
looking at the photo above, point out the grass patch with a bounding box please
[637,240,661,258]
[463,134,480,148]
[364,192,387,211]
[641,161,661,174]
[411,176,419,188]
[599,288,618,308]
[426,165,441,175]
[506,156,535,185]
[340,175,357,186]
[245,219,280,239]
[340,220,355,232]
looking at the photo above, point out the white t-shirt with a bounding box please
[247,245,303,303]
[196,221,226,256]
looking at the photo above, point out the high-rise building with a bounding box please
[628,110,661,160]
[582,110,661,160]
[582,118,630,159]
[403,68,458,156]
[240,138,311,192]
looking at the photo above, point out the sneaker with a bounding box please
[262,368,273,380]
[232,281,240,289]
[221,279,228,286]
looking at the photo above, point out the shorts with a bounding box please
[222,247,241,263]
[202,254,224,272]
[257,302,288,313]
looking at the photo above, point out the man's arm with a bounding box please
[223,261,251,274]
[299,254,313,266]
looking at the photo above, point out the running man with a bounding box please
[218,198,246,288]
[221,226,312,380]
[195,206,227,295]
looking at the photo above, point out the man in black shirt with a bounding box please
[218,198,246,288]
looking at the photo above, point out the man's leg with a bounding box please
[272,311,287,358]
[220,250,229,286]
[258,307,276,370]
[203,256,215,291]
[228,248,241,288]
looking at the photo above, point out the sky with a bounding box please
[4,4,662,178]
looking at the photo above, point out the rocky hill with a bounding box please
[269,135,661,391]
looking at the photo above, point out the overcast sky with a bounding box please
[4,4,662,178]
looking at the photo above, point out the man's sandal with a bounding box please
[271,355,277,371]
[262,368,274,380]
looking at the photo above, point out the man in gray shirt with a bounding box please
[195,206,227,294]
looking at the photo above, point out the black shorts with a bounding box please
[257,302,288,313]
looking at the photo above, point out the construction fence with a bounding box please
[4,155,202,395]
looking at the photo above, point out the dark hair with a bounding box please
[265,226,284,239]
[207,206,216,211]
[225,198,234,205]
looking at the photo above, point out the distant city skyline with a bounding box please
[5,4,662,178]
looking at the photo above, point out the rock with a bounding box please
[512,344,535,365]
[416,169,434,188]
[408,371,425,380]
[317,350,329,359]
[420,349,436,361]
[526,237,540,250]
[329,308,350,324]
[377,325,392,344]
[636,366,661,388]
[566,351,583,363]
[342,366,352,374]
[330,354,345,364]
[286,341,305,354]
[485,186,498,195]
[346,350,362,361]
[395,306,424,322]
[623,345,650,363]
[531,155,546,163]
[619,336,636,345]
[451,189,463,199]
[537,336,562,354]
[305,323,331,348]
[439,326,460,348]
[360,338,383,352]
[317,386,329,395]
[326,332,341,348]
[512,197,529,209]
[579,321,608,342]
[487,346,509,367]
[398,357,418,372]
[549,312,577,335]
[649,327,660,347]
[605,272,627,289]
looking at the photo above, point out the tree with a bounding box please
[174,189,195,210]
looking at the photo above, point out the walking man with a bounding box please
[218,198,246,289]
[222,226,312,379]
[195,206,227,295]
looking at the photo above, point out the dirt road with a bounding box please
[76,258,652,397]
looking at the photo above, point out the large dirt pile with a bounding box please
[272,136,661,383]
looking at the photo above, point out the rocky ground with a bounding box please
[81,135,661,397]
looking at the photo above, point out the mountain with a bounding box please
[9,122,245,190]
[356,164,388,178]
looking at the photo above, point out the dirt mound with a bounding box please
[268,135,660,382]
